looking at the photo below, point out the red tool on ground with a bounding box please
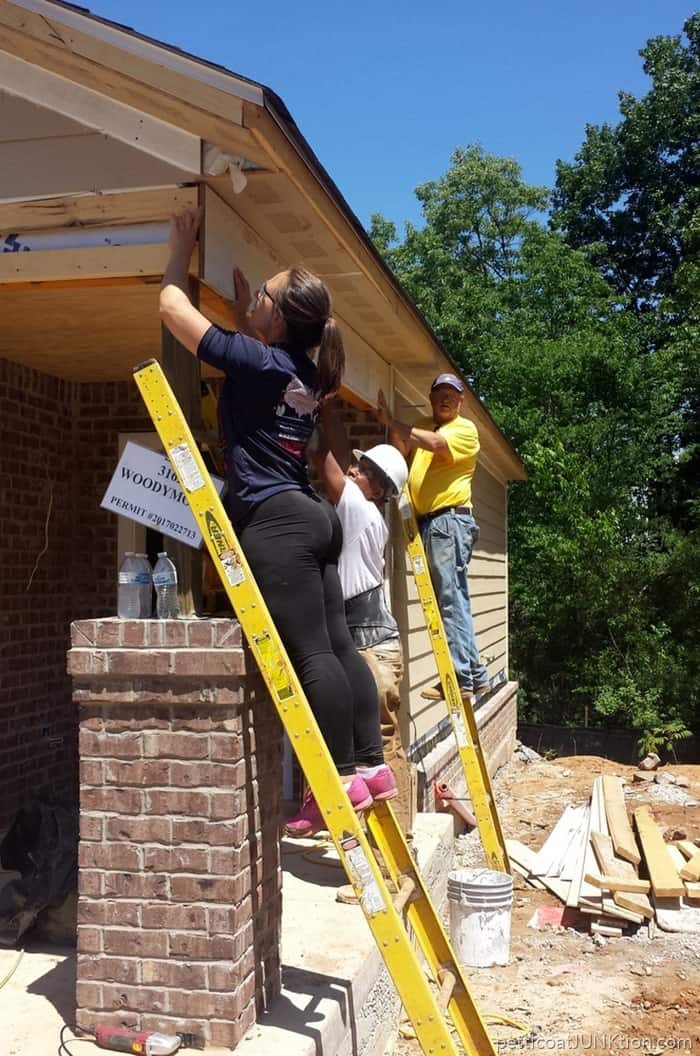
[95,1026,182,1055]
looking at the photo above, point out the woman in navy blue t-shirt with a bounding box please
[159,209,397,835]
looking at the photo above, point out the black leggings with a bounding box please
[238,489,383,776]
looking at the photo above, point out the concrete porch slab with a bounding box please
[5,812,453,1056]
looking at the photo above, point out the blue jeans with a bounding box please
[420,511,488,691]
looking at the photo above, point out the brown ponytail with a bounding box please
[275,266,345,397]
[317,316,345,398]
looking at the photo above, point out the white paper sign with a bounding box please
[101,442,224,549]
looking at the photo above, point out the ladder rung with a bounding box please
[437,968,457,1010]
[392,875,417,914]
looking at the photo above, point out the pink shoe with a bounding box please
[358,765,398,801]
[345,774,373,811]
[284,776,373,838]
[284,789,324,838]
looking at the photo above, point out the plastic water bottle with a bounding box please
[118,553,142,619]
[135,553,153,618]
[153,552,179,619]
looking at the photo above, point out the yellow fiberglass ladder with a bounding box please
[396,492,510,874]
[133,359,496,1056]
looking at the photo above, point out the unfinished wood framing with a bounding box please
[0,186,198,234]
[0,243,197,284]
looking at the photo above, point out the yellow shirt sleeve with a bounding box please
[408,416,480,517]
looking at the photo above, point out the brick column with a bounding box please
[68,618,282,1050]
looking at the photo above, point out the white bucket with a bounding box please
[447,868,513,968]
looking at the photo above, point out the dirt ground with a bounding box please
[387,754,700,1055]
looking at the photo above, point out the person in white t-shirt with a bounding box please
[317,400,415,833]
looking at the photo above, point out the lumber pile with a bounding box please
[507,775,699,936]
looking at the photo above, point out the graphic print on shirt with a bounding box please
[274,375,318,459]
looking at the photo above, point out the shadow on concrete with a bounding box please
[280,840,347,890]
[25,944,76,1029]
[257,963,358,1056]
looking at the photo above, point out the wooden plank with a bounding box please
[591,921,623,937]
[0,50,201,171]
[602,775,641,865]
[579,900,644,924]
[0,186,197,234]
[584,872,650,893]
[589,831,653,919]
[685,882,700,900]
[667,844,687,873]
[566,804,591,907]
[506,840,570,902]
[633,805,686,897]
[0,20,271,169]
[680,849,700,883]
[530,805,585,876]
[676,840,700,860]
[0,243,196,283]
[578,780,603,909]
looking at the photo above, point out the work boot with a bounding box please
[420,681,443,701]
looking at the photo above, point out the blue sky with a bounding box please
[85,1,693,232]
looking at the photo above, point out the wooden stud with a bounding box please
[0,186,197,234]
[680,849,700,883]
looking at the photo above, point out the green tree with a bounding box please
[369,132,697,742]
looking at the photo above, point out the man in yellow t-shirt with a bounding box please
[374,373,490,702]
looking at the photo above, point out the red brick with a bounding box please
[120,621,147,647]
[171,817,246,845]
[210,792,241,819]
[103,929,168,958]
[80,730,142,759]
[210,845,250,875]
[209,732,243,762]
[170,875,236,903]
[80,759,103,785]
[80,870,103,897]
[142,961,208,989]
[143,846,209,873]
[79,814,103,841]
[81,787,143,814]
[79,843,141,872]
[107,650,171,676]
[168,932,212,959]
[167,989,239,1020]
[141,903,206,930]
[103,759,170,786]
[186,622,214,647]
[78,899,140,927]
[105,816,171,844]
[145,790,209,816]
[75,981,102,1009]
[102,872,168,899]
[77,926,102,953]
[78,955,140,985]
[143,732,208,760]
[100,984,168,1014]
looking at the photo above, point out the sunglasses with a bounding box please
[256,283,277,308]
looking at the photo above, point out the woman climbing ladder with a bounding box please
[159,208,397,835]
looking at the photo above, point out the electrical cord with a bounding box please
[58,1025,94,1056]
[0,947,23,991]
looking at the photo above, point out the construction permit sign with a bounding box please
[101,441,224,548]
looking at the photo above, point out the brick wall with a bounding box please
[413,682,518,812]
[0,359,78,831]
[0,361,153,833]
[69,618,282,1049]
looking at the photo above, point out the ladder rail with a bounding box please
[397,493,510,873]
[133,358,496,1056]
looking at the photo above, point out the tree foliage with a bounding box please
[368,16,699,743]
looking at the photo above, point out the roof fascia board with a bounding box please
[0,50,200,172]
[248,94,526,479]
[10,0,264,105]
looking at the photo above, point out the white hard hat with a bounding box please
[352,444,408,497]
